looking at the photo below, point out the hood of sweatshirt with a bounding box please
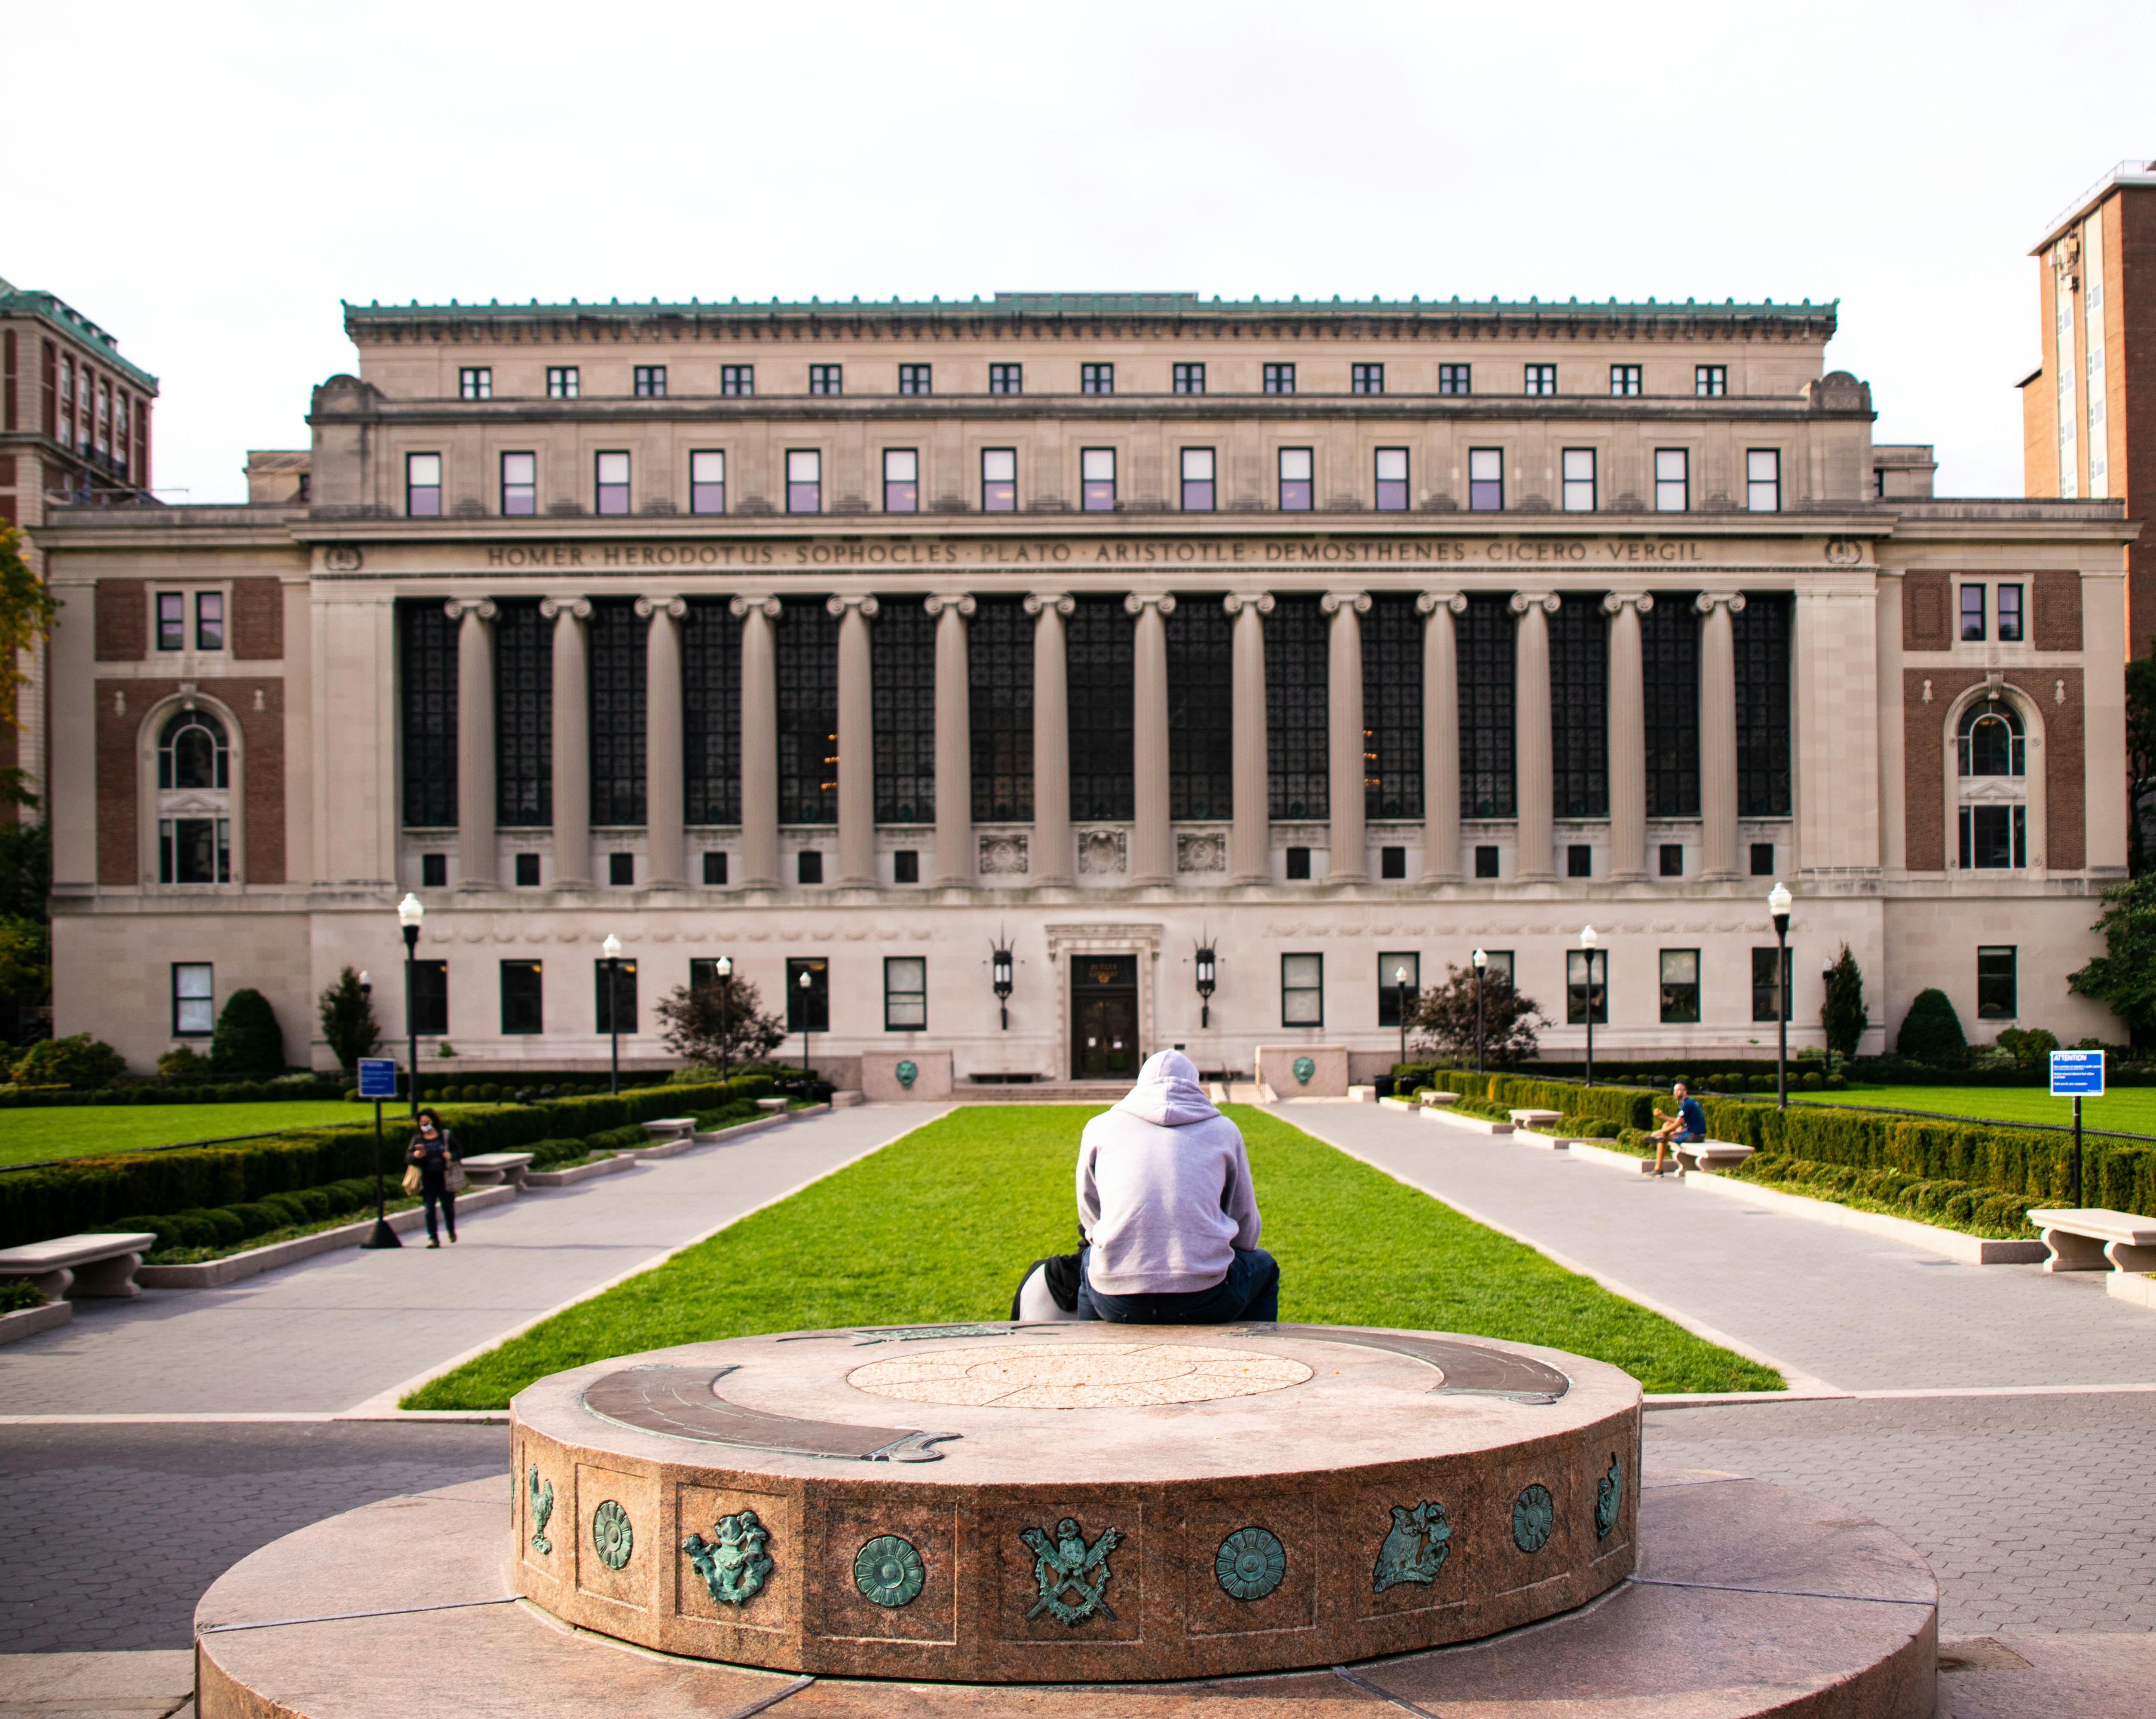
[1112,1049,1220,1127]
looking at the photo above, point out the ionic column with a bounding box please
[447,598,496,890]
[1323,590,1372,884]
[1697,591,1746,880]
[1512,591,1559,882]
[1126,592,1176,884]
[925,593,976,887]
[1603,592,1654,881]
[731,595,782,887]
[1025,592,1074,885]
[540,596,592,888]
[637,596,686,889]
[828,593,879,886]
[1222,592,1273,885]
[1416,591,1465,882]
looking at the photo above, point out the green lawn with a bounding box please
[1796,1083,2156,1136]
[0,1101,365,1168]
[404,1103,1780,1410]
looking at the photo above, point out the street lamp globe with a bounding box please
[397,893,425,932]
[714,955,732,978]
[1767,881,1793,922]
[1579,924,1597,950]
[602,933,624,960]
[1472,948,1488,971]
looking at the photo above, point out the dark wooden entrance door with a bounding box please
[1072,955,1139,1080]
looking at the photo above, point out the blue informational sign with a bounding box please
[357,1058,401,1100]
[2050,1049,2105,1099]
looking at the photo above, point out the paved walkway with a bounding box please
[0,1105,945,1416]
[1269,1099,2156,1393]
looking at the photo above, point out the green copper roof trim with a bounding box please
[346,292,1836,332]
[0,288,160,391]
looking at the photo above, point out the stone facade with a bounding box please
[32,292,2136,1078]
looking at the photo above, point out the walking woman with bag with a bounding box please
[403,1108,465,1246]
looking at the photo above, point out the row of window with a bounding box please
[455,362,1733,401]
[1960,584,2025,642]
[405,443,1785,517]
[50,345,141,477]
[182,940,2016,1042]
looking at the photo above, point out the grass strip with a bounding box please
[404,1103,1779,1409]
[0,1101,364,1168]
[1793,1083,2156,1136]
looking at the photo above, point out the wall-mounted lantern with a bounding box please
[1194,939,1217,1028]
[991,928,1015,1030]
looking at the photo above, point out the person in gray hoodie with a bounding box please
[1073,1049,1279,1324]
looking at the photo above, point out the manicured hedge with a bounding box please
[1395,1067,1660,1132]
[1394,1063,2156,1218]
[0,1077,775,1247]
[0,1078,345,1109]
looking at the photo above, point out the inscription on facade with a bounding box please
[476,535,1760,573]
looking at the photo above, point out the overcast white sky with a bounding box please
[7,0,2152,505]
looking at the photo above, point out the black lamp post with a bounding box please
[1578,925,1601,1089]
[602,933,624,1096]
[397,893,424,1119]
[714,954,732,1081]
[357,970,401,1251]
[991,931,1014,1031]
[1472,948,1488,1075]
[1393,963,1411,1069]
[1769,882,1793,1110]
[799,968,815,1088]
[1194,942,1216,1028]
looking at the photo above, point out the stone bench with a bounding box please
[640,1116,699,1144]
[0,1232,159,1300]
[2026,1207,2156,1274]
[1674,1140,1755,1175]
[755,1097,790,1114]
[1508,1108,1563,1129]
[458,1151,535,1189]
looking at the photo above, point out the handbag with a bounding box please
[401,1163,423,1196]
[444,1156,468,1193]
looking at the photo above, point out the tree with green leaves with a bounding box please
[0,527,56,748]
[317,966,382,1074]
[2068,872,2156,1035]
[655,970,786,1069]
[1820,943,1868,1070]
[210,988,286,1076]
[1405,963,1546,1069]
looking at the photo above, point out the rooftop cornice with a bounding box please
[306,393,1871,426]
[0,291,160,392]
[343,294,1838,346]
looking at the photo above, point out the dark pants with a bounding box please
[421,1177,456,1241]
[1077,1246,1280,1324]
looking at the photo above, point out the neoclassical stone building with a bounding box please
[34,292,2136,1084]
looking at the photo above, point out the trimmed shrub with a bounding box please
[1896,988,1967,1063]
[210,990,286,1077]
[12,1034,127,1090]
[0,1275,47,1311]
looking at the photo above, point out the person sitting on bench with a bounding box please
[1645,1081,1706,1177]
[1060,1048,1279,1324]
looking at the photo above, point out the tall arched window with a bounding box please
[1956,696,2026,868]
[156,706,232,883]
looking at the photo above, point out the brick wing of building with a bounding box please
[34,291,2136,1085]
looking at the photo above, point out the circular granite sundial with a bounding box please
[509,1321,1641,1682]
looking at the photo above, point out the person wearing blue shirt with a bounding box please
[1647,1082,1707,1178]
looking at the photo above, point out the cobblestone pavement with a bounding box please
[0,1422,507,1653]
[1647,1391,2156,1637]
[0,1106,945,1416]
[1276,1101,2156,1392]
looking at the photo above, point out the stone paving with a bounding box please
[1645,1392,2156,1638]
[0,1422,505,1653]
[1273,1099,2156,1392]
[0,1105,945,1416]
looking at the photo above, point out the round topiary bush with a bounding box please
[1800,1071,1823,1090]
[1896,988,1967,1064]
[210,989,287,1078]
[480,1082,502,1101]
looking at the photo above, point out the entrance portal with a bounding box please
[1071,955,1139,1080]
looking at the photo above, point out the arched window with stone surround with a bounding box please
[156,706,232,883]
[1956,694,2026,868]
